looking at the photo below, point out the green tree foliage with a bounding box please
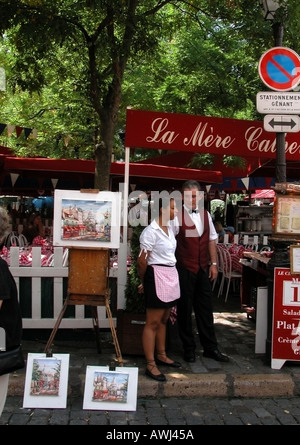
[124,225,145,313]
[0,0,182,189]
[1,0,300,186]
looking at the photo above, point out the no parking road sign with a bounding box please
[258,47,300,92]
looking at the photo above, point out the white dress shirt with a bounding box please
[171,205,218,241]
[139,219,177,266]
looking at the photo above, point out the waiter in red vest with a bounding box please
[172,180,229,363]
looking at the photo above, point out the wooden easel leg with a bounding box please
[90,306,102,354]
[44,297,69,354]
[105,299,123,366]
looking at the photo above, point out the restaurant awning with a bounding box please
[248,158,300,180]
[0,151,223,196]
[139,151,276,191]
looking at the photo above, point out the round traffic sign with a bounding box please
[258,47,300,91]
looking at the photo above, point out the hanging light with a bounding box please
[258,0,280,20]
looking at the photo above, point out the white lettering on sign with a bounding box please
[276,320,297,329]
[182,122,234,149]
[283,309,300,315]
[246,127,300,155]
[291,321,300,355]
[146,118,179,145]
[278,337,299,343]
[144,117,300,155]
[283,280,300,306]
[145,118,236,150]
[246,127,276,154]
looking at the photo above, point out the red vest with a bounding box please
[175,208,210,274]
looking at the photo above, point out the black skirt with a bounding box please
[144,265,177,309]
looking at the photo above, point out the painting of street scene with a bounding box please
[83,366,138,411]
[29,357,62,396]
[23,353,69,409]
[60,198,112,242]
[91,370,128,403]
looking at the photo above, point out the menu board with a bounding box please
[272,267,300,369]
[273,194,300,237]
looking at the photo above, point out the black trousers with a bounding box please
[176,267,218,353]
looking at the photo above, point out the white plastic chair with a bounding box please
[212,244,223,292]
[245,243,259,252]
[18,234,28,247]
[217,246,242,302]
[46,253,54,267]
[4,231,19,247]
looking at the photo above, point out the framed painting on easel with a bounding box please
[53,189,121,248]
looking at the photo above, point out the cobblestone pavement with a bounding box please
[2,394,300,426]
[2,292,300,427]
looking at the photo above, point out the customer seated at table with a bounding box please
[224,226,235,244]
[22,212,45,244]
[214,221,225,243]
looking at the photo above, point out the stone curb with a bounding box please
[8,371,296,399]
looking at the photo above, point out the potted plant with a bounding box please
[117,225,146,355]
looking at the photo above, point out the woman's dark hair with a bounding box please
[150,197,172,220]
[158,197,172,212]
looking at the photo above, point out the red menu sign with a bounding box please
[272,267,300,369]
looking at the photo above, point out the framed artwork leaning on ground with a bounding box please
[53,189,121,249]
[83,366,138,411]
[23,353,70,409]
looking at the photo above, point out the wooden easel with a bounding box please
[44,247,123,366]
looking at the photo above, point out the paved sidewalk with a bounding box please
[7,293,300,399]
[2,394,300,426]
[2,292,300,426]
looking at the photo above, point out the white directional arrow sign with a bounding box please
[263,114,300,133]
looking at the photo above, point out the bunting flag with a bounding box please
[206,185,211,192]
[31,129,38,139]
[51,178,59,189]
[0,67,5,91]
[7,125,15,137]
[63,135,70,147]
[16,126,23,138]
[10,173,19,186]
[0,122,37,139]
[241,177,250,190]
[0,123,6,135]
[24,128,33,139]
[265,177,273,189]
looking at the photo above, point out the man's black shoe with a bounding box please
[203,349,229,362]
[183,352,196,363]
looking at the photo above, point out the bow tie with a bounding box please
[189,209,198,214]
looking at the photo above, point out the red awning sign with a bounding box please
[125,108,300,161]
[258,47,300,92]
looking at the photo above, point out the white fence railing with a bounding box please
[9,246,116,329]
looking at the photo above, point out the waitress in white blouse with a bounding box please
[137,197,181,382]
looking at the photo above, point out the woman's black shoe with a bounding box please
[145,368,166,382]
[155,358,182,368]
